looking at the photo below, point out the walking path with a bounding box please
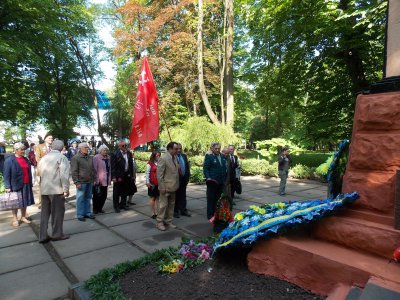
[0,175,327,300]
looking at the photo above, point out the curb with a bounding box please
[69,282,92,300]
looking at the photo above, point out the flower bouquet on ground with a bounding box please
[210,193,234,233]
[157,239,214,274]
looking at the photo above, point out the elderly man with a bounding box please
[174,143,191,218]
[111,140,134,213]
[203,142,227,220]
[156,142,180,231]
[70,142,95,221]
[37,140,70,243]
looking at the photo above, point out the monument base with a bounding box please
[247,91,400,298]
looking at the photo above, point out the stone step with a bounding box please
[311,215,400,259]
[358,277,400,300]
[247,235,400,297]
[337,208,394,227]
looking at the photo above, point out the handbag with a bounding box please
[234,179,242,195]
[0,191,21,211]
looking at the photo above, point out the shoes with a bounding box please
[114,208,120,213]
[173,212,180,218]
[128,201,136,205]
[181,210,191,217]
[232,201,237,205]
[165,223,177,229]
[120,206,130,210]
[20,217,31,224]
[12,220,19,228]
[151,214,157,219]
[39,237,51,244]
[93,210,98,215]
[38,205,41,210]
[78,217,86,222]
[279,193,286,196]
[157,223,166,231]
[100,210,105,214]
[51,235,70,241]
[84,215,95,219]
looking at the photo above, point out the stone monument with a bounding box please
[247,1,400,297]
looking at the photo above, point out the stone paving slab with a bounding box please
[63,218,103,235]
[111,219,161,241]
[0,242,52,274]
[52,228,125,258]
[0,226,37,249]
[63,243,146,281]
[95,210,148,227]
[0,261,70,300]
[186,198,207,211]
[134,230,189,252]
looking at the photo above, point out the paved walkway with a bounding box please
[0,175,327,300]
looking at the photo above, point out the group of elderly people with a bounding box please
[2,139,130,244]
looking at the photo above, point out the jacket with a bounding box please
[203,153,227,184]
[111,150,134,180]
[37,150,70,195]
[35,143,50,165]
[70,152,94,184]
[3,155,32,191]
[157,152,180,193]
[177,153,191,185]
[278,154,292,171]
[93,154,111,186]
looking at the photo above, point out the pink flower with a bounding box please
[199,249,210,260]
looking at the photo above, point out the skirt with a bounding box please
[148,185,160,197]
[18,184,35,208]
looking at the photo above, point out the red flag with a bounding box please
[129,57,160,149]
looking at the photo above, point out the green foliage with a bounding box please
[160,116,240,155]
[255,138,304,157]
[134,152,152,162]
[135,160,147,173]
[0,173,4,193]
[189,155,205,167]
[289,164,315,179]
[189,166,205,184]
[237,150,269,160]
[241,159,277,177]
[291,152,333,168]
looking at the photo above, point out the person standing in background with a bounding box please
[0,141,6,173]
[156,142,180,231]
[146,151,161,219]
[174,143,191,218]
[127,148,137,206]
[37,140,70,243]
[67,141,78,161]
[35,133,53,208]
[70,142,95,221]
[92,145,111,214]
[278,147,292,196]
[27,143,37,185]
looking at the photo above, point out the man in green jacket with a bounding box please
[203,142,227,220]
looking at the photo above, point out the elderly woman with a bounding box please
[92,145,111,214]
[146,151,161,219]
[4,142,34,227]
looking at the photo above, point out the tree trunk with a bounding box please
[197,0,220,125]
[224,0,234,127]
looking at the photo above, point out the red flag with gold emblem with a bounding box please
[129,57,160,149]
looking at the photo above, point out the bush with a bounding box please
[241,159,271,176]
[189,166,205,184]
[136,160,147,173]
[289,164,315,179]
[0,173,4,193]
[255,138,303,156]
[291,152,332,168]
[135,152,152,161]
[160,116,240,155]
[190,155,205,167]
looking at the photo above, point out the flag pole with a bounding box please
[160,105,172,142]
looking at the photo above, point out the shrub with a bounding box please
[190,166,205,184]
[241,159,271,176]
[255,138,303,156]
[291,152,332,168]
[189,155,205,167]
[289,164,315,179]
[160,116,240,155]
[0,173,4,193]
[136,160,147,173]
[134,151,152,161]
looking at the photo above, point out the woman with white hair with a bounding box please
[92,145,111,214]
[3,142,34,227]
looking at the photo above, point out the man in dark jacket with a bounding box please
[227,145,240,200]
[278,147,292,196]
[203,142,227,220]
[70,142,95,221]
[111,140,134,213]
[174,143,191,218]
